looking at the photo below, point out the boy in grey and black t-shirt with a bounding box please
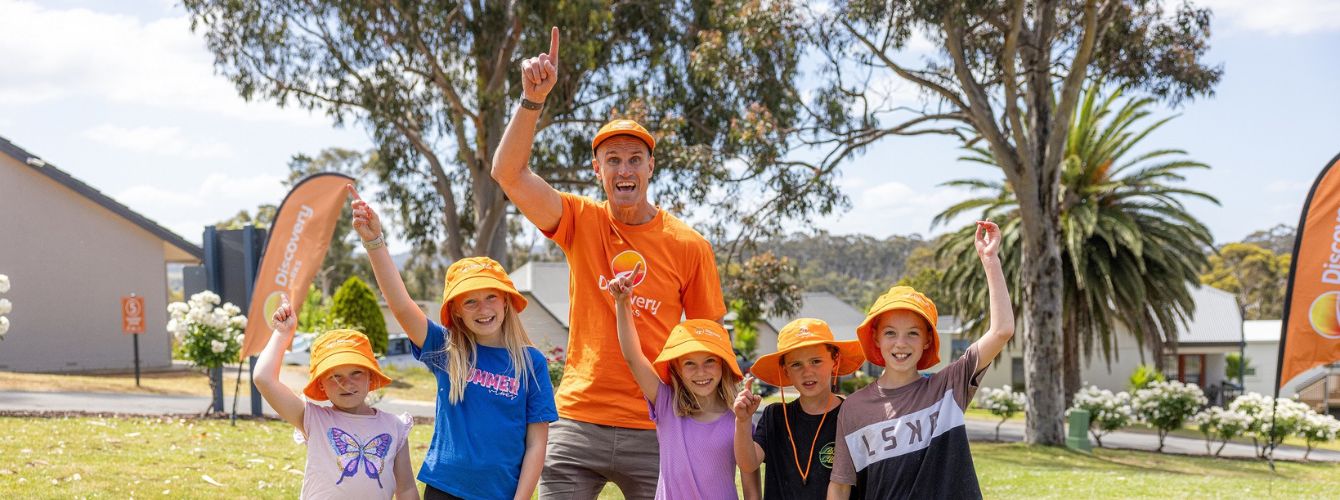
[828,221,1014,499]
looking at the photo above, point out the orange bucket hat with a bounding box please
[652,319,743,385]
[856,286,940,369]
[592,118,656,154]
[303,329,393,401]
[440,256,527,325]
[751,318,865,387]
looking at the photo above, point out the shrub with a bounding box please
[841,371,875,395]
[976,385,1027,441]
[1132,380,1206,452]
[547,347,566,389]
[1192,406,1252,457]
[330,276,388,355]
[1297,411,1340,461]
[1069,385,1134,448]
[1129,364,1165,392]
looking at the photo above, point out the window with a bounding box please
[951,339,971,360]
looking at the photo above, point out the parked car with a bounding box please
[379,334,418,369]
[282,332,317,365]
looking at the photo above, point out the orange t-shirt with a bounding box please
[544,192,726,429]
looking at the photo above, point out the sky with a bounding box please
[2,0,1339,251]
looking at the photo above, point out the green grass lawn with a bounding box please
[3,415,1338,498]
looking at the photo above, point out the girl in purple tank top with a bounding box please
[608,270,750,499]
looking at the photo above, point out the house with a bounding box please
[1242,319,1338,410]
[0,135,203,372]
[975,286,1250,401]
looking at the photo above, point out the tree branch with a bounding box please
[841,19,970,111]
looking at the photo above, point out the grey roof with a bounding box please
[1244,319,1283,343]
[510,261,571,327]
[764,292,866,341]
[1174,286,1244,344]
[1,135,204,259]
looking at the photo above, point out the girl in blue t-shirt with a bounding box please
[350,185,557,500]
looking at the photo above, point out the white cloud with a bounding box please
[84,124,234,159]
[1201,0,1340,35]
[0,0,329,126]
[114,172,289,242]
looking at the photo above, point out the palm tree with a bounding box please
[931,85,1218,403]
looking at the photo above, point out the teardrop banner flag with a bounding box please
[1276,152,1340,394]
[239,173,353,359]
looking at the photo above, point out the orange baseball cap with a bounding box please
[750,318,864,387]
[652,319,743,385]
[856,286,940,369]
[303,329,393,401]
[591,119,655,154]
[440,256,528,325]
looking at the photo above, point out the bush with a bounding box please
[1297,411,1340,461]
[167,291,247,370]
[840,372,875,395]
[1129,364,1165,392]
[1192,406,1252,457]
[1069,385,1134,448]
[546,347,566,389]
[1132,380,1206,452]
[1228,392,1313,458]
[330,276,388,355]
[976,385,1027,440]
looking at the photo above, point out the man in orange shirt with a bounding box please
[492,28,727,499]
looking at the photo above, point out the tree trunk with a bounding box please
[1091,429,1103,448]
[1019,205,1066,445]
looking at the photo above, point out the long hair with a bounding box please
[668,356,740,417]
[437,300,536,405]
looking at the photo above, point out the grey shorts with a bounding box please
[538,418,660,499]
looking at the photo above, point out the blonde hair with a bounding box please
[436,299,536,405]
[668,356,740,417]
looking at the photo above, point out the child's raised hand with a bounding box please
[975,220,1001,261]
[347,184,382,242]
[732,375,762,423]
[272,294,297,334]
[607,261,642,302]
[608,274,632,302]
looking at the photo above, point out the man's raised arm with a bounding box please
[491,26,564,233]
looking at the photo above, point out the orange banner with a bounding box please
[239,173,353,358]
[1277,152,1340,391]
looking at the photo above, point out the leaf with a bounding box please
[201,475,225,487]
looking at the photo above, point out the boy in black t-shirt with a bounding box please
[732,318,866,499]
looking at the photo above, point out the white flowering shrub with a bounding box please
[975,385,1027,440]
[1297,411,1340,460]
[167,291,247,370]
[1069,385,1134,447]
[1192,406,1252,456]
[0,274,10,340]
[1132,380,1207,451]
[1229,392,1312,458]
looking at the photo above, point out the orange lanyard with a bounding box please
[781,391,835,485]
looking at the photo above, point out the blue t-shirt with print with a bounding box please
[413,319,558,500]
